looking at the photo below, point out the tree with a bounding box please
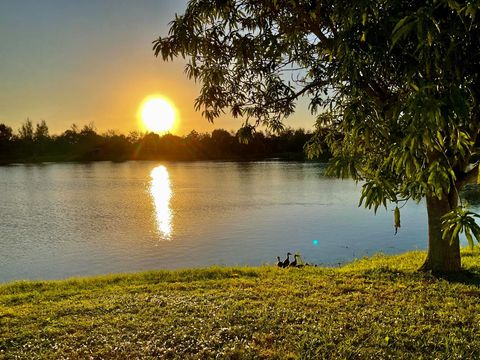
[17,119,35,157]
[34,120,51,155]
[60,124,80,145]
[211,129,234,155]
[0,124,13,143]
[34,120,49,140]
[154,0,480,272]
[18,119,33,141]
[0,124,14,156]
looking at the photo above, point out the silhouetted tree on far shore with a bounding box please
[0,120,330,164]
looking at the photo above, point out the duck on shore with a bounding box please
[276,252,292,268]
[276,256,283,268]
[277,252,312,268]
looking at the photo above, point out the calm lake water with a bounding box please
[0,160,469,282]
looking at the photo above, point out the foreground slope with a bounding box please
[1,250,480,359]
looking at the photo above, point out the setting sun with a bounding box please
[140,96,176,133]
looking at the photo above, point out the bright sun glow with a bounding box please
[140,96,176,133]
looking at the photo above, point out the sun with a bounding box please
[139,96,176,133]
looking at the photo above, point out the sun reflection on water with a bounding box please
[150,165,173,239]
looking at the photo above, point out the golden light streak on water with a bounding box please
[150,165,173,239]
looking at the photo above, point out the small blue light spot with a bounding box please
[312,239,319,245]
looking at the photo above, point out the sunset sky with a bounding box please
[0,0,314,135]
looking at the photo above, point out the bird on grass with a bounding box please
[277,252,314,268]
[284,252,292,267]
[277,252,291,268]
[276,256,283,268]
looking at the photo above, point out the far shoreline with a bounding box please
[0,152,329,167]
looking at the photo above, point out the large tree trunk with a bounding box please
[419,193,461,273]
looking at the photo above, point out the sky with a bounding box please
[0,0,314,135]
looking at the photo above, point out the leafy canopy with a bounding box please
[155,0,480,244]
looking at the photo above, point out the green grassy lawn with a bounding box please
[2,250,480,359]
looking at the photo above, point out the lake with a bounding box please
[0,160,465,282]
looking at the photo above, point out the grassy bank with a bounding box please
[2,250,480,359]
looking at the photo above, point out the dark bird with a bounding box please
[282,252,292,267]
[277,256,284,268]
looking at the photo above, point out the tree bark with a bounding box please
[419,193,461,273]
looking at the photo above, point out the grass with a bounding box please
[2,250,480,359]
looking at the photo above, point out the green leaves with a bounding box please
[427,161,452,200]
[463,3,478,21]
[326,156,359,180]
[394,206,401,235]
[391,15,416,48]
[358,181,395,213]
[304,137,323,160]
[442,208,480,249]
[236,123,255,144]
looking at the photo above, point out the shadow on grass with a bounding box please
[435,268,480,286]
[358,265,480,286]
[461,252,478,257]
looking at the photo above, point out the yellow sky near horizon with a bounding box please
[0,0,314,136]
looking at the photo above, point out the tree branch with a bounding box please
[457,163,479,188]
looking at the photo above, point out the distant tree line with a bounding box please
[0,120,330,164]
